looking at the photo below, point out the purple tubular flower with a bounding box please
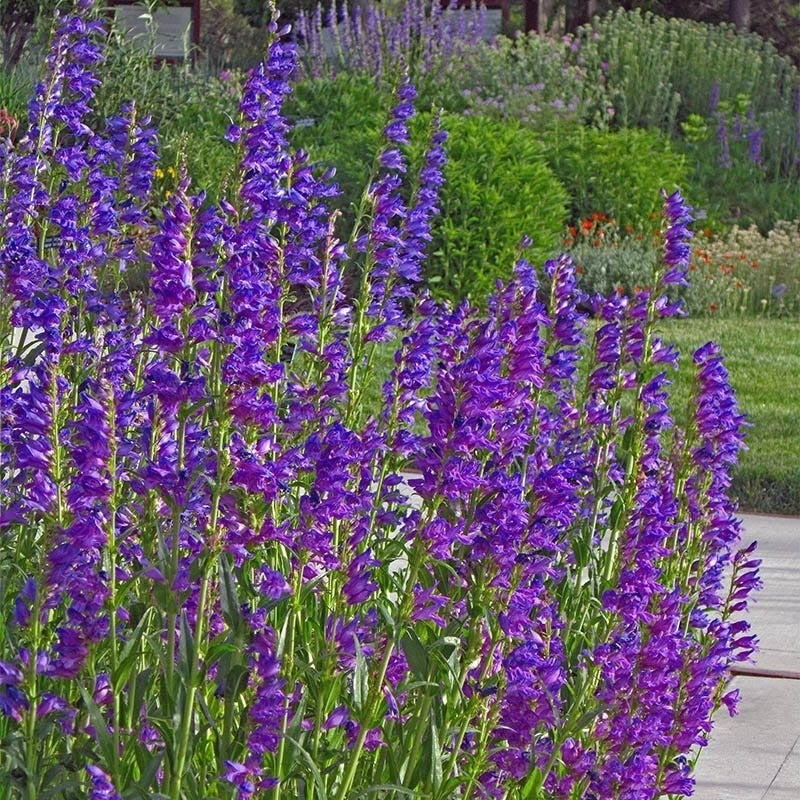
[745,107,763,166]
[661,189,694,282]
[343,549,380,605]
[149,173,196,321]
[398,118,447,284]
[86,765,122,800]
[322,705,350,729]
[223,761,256,799]
[255,566,292,600]
[245,621,288,763]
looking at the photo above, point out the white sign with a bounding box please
[114,5,193,60]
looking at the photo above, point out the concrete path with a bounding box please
[693,514,800,799]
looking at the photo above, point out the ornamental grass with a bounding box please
[0,3,760,799]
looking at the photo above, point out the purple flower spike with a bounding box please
[661,189,694,283]
[86,765,122,800]
[382,79,417,146]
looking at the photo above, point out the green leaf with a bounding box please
[77,684,116,769]
[218,553,242,631]
[130,667,154,731]
[609,496,625,531]
[521,763,549,797]
[283,735,328,800]
[352,635,369,715]
[178,609,196,682]
[401,631,429,680]
[114,607,156,695]
[223,663,250,704]
[428,708,443,792]
[122,752,164,799]
[350,786,419,799]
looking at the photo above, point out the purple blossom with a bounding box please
[86,765,122,800]
[0,7,758,798]
[661,189,694,280]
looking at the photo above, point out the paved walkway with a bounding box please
[693,514,800,799]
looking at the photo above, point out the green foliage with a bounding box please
[287,72,390,227]
[416,112,569,305]
[200,0,271,69]
[424,29,615,131]
[91,24,242,202]
[0,60,35,122]
[543,125,688,234]
[579,7,800,137]
[158,70,242,202]
[569,231,661,299]
[663,316,800,514]
[289,79,569,306]
[675,95,800,229]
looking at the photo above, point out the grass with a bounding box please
[661,316,800,515]
[360,315,800,516]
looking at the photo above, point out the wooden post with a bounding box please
[524,0,560,33]
[524,0,540,32]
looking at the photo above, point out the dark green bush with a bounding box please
[287,73,390,226]
[543,125,688,234]
[0,62,35,124]
[200,0,271,70]
[579,8,800,134]
[417,112,569,304]
[289,78,569,306]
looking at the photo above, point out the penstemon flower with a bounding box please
[0,3,758,799]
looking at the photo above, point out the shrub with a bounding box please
[90,19,244,203]
[578,8,800,135]
[289,84,569,306]
[677,92,800,229]
[0,3,759,798]
[544,125,689,235]
[416,111,569,304]
[576,6,800,209]
[200,0,272,70]
[287,71,390,225]
[688,221,800,316]
[441,28,615,131]
[294,0,489,96]
[0,62,35,128]
[566,213,662,299]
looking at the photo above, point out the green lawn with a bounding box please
[363,315,800,514]
[661,316,800,514]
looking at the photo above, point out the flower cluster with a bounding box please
[0,3,758,799]
[688,221,800,316]
[296,0,488,89]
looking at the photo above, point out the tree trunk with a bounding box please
[728,0,751,30]
[2,18,35,70]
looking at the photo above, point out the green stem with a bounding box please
[23,601,42,800]
[105,391,123,784]
[273,564,304,800]
[170,569,213,800]
[334,641,396,800]
[165,414,188,697]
